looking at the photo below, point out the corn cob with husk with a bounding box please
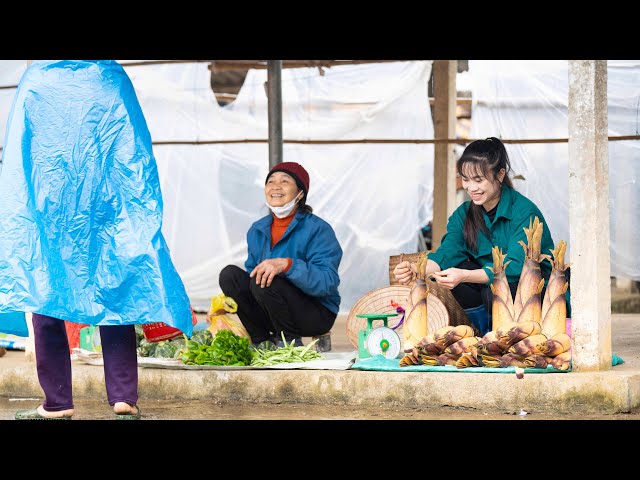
[403,253,430,350]
[541,240,571,337]
[513,216,550,324]
[489,246,515,332]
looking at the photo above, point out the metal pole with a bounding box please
[267,60,283,169]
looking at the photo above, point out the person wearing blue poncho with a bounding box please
[0,60,193,420]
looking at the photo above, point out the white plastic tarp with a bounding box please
[3,59,639,316]
[466,60,640,281]
[1,60,435,313]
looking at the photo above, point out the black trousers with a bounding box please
[219,265,337,344]
[450,260,519,312]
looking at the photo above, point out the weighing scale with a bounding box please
[357,313,402,360]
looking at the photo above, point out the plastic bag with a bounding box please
[208,294,238,316]
[206,294,249,340]
[207,314,251,340]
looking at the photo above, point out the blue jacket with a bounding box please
[245,210,342,314]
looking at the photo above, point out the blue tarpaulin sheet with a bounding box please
[0,60,193,338]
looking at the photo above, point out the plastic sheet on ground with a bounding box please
[73,348,357,370]
[350,353,625,373]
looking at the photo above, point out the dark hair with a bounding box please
[289,177,312,214]
[298,194,313,214]
[457,137,513,253]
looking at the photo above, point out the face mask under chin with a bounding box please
[267,194,302,218]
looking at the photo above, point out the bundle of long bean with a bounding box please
[250,334,324,366]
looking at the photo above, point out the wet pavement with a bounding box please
[2,397,639,421]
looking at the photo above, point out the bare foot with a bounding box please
[37,405,74,419]
[113,402,139,415]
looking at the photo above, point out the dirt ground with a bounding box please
[2,397,639,421]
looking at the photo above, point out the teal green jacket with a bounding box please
[428,185,555,286]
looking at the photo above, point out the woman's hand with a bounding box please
[393,261,416,285]
[250,258,290,288]
[430,268,467,290]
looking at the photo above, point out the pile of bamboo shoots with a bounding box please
[402,253,430,350]
[399,216,572,371]
[399,322,571,370]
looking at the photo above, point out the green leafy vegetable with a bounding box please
[181,329,253,366]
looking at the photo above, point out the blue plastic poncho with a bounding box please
[0,60,193,338]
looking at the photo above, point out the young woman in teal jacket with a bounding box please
[394,137,569,334]
[219,162,342,347]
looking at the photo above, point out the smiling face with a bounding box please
[460,163,505,211]
[265,171,303,208]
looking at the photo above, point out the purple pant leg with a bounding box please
[31,313,74,412]
[99,324,139,407]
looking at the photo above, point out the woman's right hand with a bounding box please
[393,261,415,285]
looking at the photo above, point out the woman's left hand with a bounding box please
[250,258,290,288]
[430,268,467,290]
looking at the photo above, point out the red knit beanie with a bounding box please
[266,162,310,195]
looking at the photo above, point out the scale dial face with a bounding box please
[366,326,401,359]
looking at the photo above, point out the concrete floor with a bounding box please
[2,313,640,420]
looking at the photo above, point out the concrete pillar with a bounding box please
[567,60,611,371]
[431,60,457,250]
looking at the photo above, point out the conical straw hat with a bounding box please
[346,285,450,350]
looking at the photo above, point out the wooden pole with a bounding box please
[431,60,458,250]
